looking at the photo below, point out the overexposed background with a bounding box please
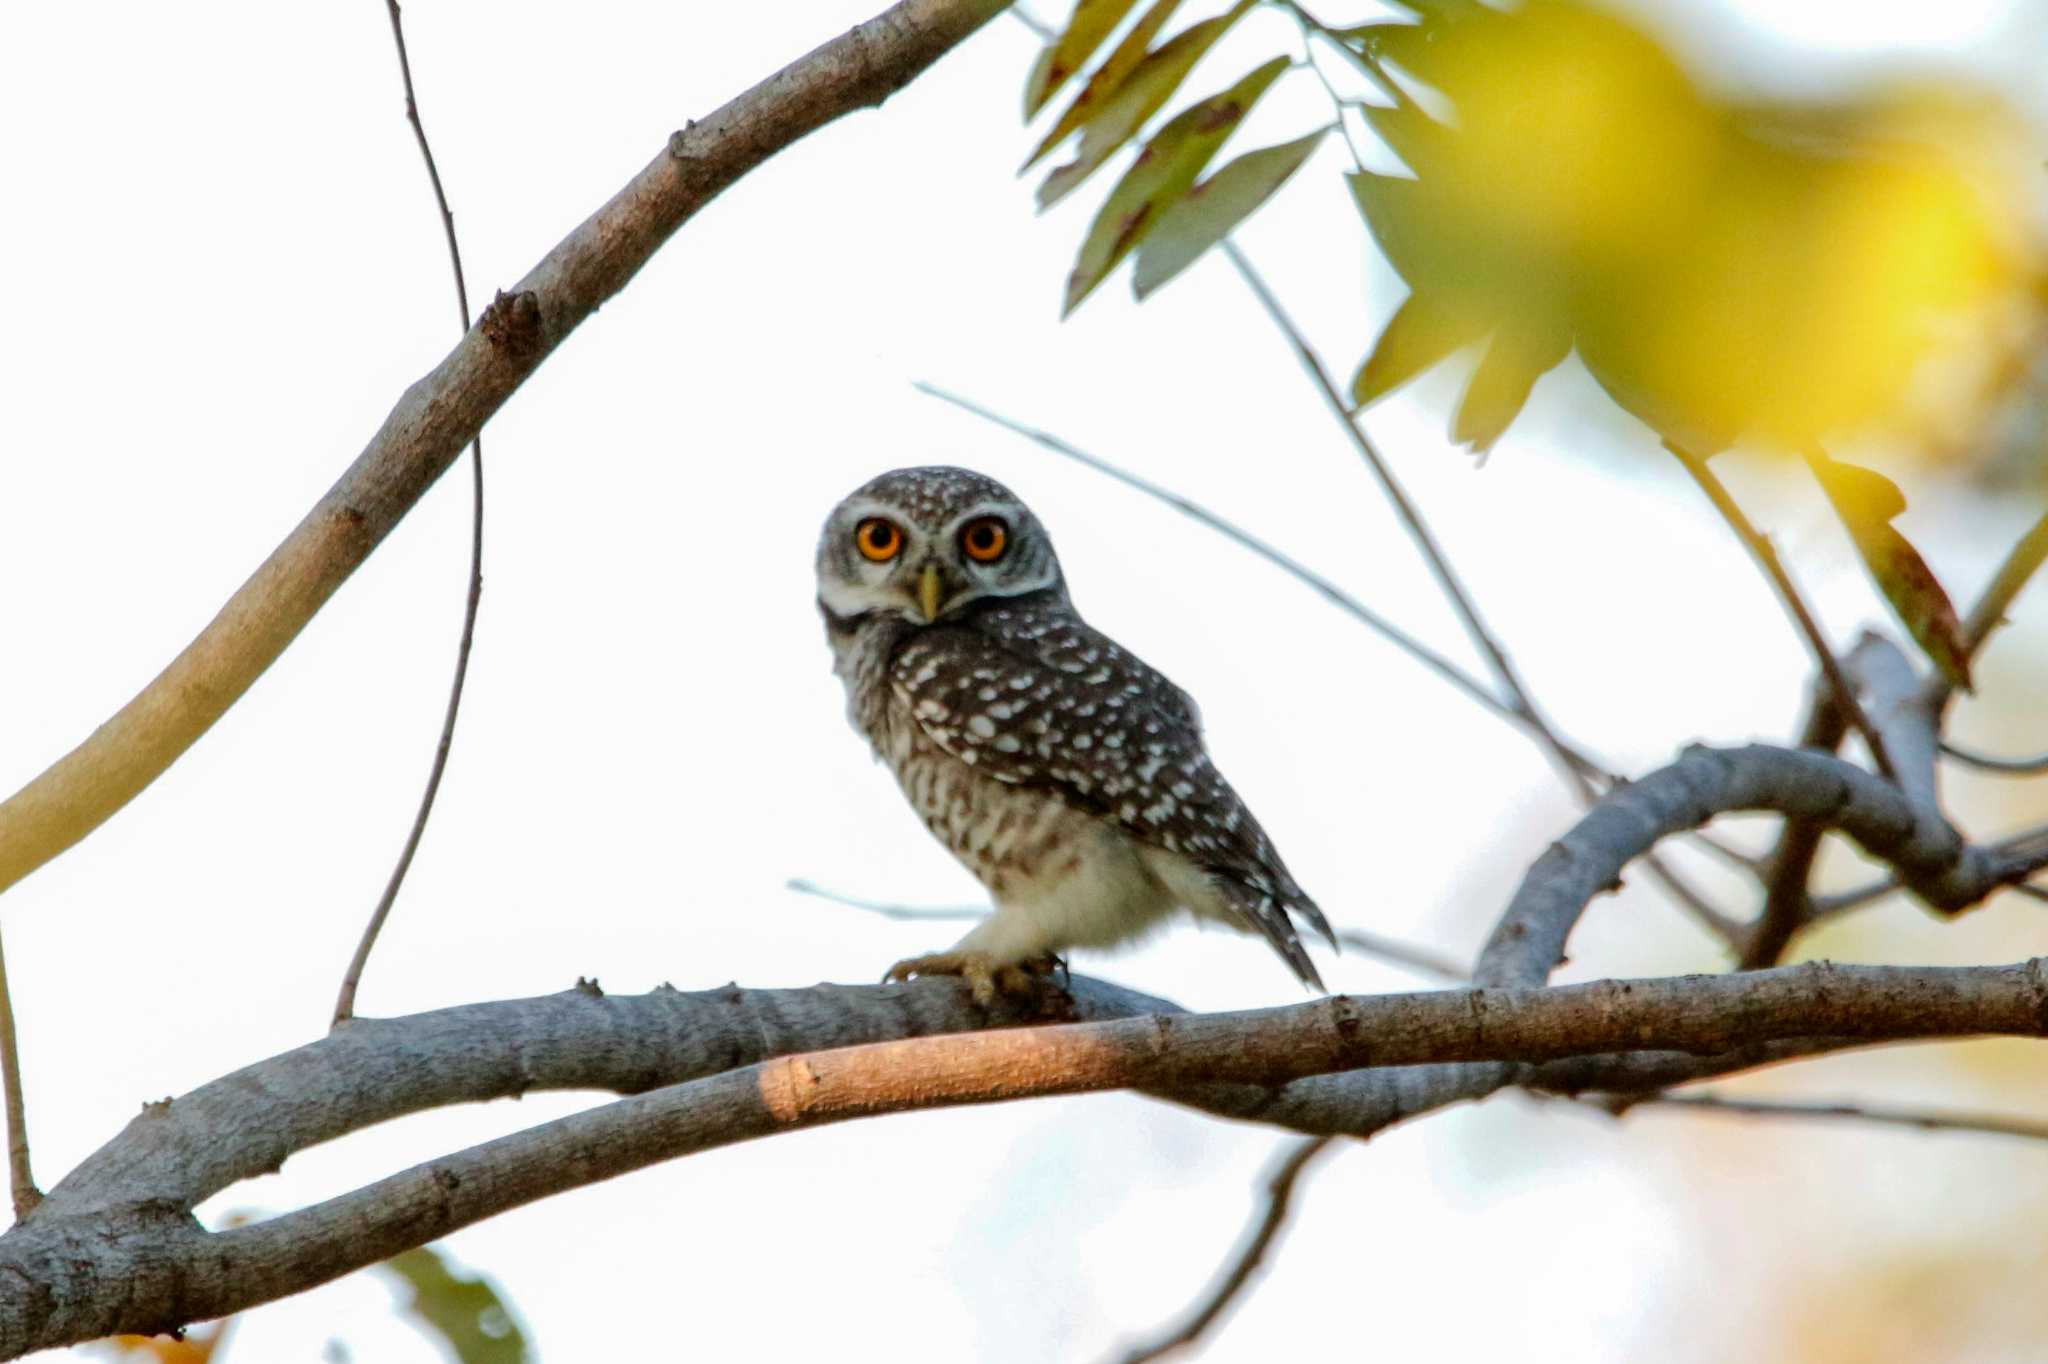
[3,2,2047,1359]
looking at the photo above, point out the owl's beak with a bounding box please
[917,562,945,623]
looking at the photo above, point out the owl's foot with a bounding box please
[882,950,1048,1007]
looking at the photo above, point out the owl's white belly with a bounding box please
[886,723,1189,960]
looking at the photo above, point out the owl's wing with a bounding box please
[890,614,1333,983]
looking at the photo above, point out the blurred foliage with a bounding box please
[1016,0,2046,690]
[383,1245,530,1364]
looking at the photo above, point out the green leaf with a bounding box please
[1064,57,1291,315]
[1336,21,1440,75]
[1024,0,1144,118]
[1452,321,1571,452]
[384,1246,530,1364]
[1346,169,1469,296]
[1024,0,1185,170]
[1350,291,1489,408]
[1037,1,1253,209]
[1808,452,1972,691]
[1132,129,1327,299]
[1360,99,1454,178]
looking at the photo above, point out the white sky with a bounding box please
[2,2,2046,1361]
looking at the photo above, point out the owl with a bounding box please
[815,465,1335,1002]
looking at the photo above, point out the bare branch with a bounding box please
[0,0,1013,906]
[0,933,36,1219]
[1478,742,2046,988]
[336,0,489,1027]
[1941,740,2048,776]
[917,384,1749,946]
[1221,241,1589,795]
[1741,680,1847,967]
[786,877,984,921]
[1846,633,1940,818]
[9,959,2048,1352]
[789,876,1472,982]
[1216,243,1741,942]
[1810,821,2048,922]
[1619,1091,2048,1144]
[1332,928,1469,985]
[1114,1136,1337,1364]
[1667,444,1896,780]
[912,384,1534,751]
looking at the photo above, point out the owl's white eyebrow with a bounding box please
[943,502,1014,532]
[842,500,916,527]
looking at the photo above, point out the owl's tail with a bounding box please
[1215,872,1337,993]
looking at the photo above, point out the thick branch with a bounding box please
[0,0,1010,903]
[6,961,2048,1353]
[1480,742,2043,988]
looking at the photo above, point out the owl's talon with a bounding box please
[882,951,1047,1007]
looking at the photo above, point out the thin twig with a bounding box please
[1008,4,1054,40]
[1741,681,1848,966]
[1334,928,1468,984]
[1217,241,1742,941]
[1621,1091,2048,1144]
[1667,444,1897,781]
[915,382,1743,943]
[1115,1136,1337,1364]
[912,384,1536,743]
[1221,242,1589,791]
[789,878,1472,983]
[335,0,487,1027]
[0,932,37,1219]
[1940,740,2048,776]
[1809,875,1900,919]
[1810,820,2048,921]
[786,878,985,922]
[1686,830,1767,875]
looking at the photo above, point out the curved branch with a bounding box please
[1116,1135,1336,1363]
[0,0,1011,904]
[7,959,2048,1353]
[1479,742,2047,988]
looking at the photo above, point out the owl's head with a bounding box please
[816,466,1065,626]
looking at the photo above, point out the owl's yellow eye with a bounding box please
[855,517,903,563]
[960,517,1008,563]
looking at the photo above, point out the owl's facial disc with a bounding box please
[816,471,1065,626]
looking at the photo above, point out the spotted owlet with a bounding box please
[816,465,1335,1002]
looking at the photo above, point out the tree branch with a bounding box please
[1219,243,1740,944]
[0,0,1012,905]
[1616,1091,2048,1144]
[336,0,490,1027]
[1479,742,2046,988]
[1667,444,1896,779]
[911,382,1539,752]
[1940,741,2048,776]
[1740,681,1848,967]
[9,956,2048,1353]
[1114,1135,1336,1363]
[0,933,35,1219]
